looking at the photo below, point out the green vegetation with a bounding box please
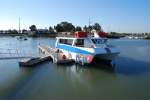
[75,26,82,31]
[107,32,125,38]
[93,23,102,32]
[54,21,75,32]
[0,21,149,38]
[0,21,104,37]
[29,25,37,32]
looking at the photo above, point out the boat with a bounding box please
[16,35,28,40]
[55,31,120,65]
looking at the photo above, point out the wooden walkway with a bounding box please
[38,44,73,64]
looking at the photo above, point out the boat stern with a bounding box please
[75,46,120,65]
[93,46,120,61]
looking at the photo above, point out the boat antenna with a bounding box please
[19,17,21,34]
[89,17,92,27]
[88,17,92,33]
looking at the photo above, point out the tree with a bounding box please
[75,26,82,31]
[11,29,18,34]
[49,26,54,33]
[54,24,63,32]
[8,29,12,34]
[55,21,75,32]
[83,25,88,32]
[93,23,102,32]
[29,25,37,31]
[22,29,28,34]
[88,25,93,32]
[110,32,118,35]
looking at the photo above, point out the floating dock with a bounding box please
[19,44,74,67]
[19,56,50,67]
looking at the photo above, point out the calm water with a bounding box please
[0,37,150,100]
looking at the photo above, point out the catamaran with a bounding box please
[55,31,120,65]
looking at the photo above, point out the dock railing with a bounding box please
[0,48,33,59]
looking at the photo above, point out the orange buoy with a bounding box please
[62,54,66,60]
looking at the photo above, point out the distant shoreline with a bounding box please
[0,33,23,36]
[0,33,56,38]
[0,33,150,39]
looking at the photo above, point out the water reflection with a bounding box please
[1,37,150,100]
[55,62,116,88]
[0,61,34,100]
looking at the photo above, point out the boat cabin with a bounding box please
[56,37,108,48]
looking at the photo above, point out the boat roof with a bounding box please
[56,36,105,40]
[56,31,108,40]
[56,37,86,39]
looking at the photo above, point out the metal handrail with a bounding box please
[0,48,33,59]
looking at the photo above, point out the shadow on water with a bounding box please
[1,68,35,100]
[56,55,150,76]
[56,60,115,73]
[90,59,115,72]
[1,62,53,100]
[114,56,150,75]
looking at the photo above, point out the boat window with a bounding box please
[67,39,73,45]
[74,39,84,47]
[84,39,93,47]
[59,39,73,45]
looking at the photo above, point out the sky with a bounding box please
[0,0,150,33]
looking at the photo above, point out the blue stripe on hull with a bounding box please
[56,44,91,55]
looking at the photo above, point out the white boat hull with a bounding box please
[56,36,120,65]
[58,45,120,63]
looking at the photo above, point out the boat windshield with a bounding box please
[91,38,107,44]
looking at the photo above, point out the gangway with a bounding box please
[38,44,73,64]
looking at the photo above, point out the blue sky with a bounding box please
[0,0,150,33]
